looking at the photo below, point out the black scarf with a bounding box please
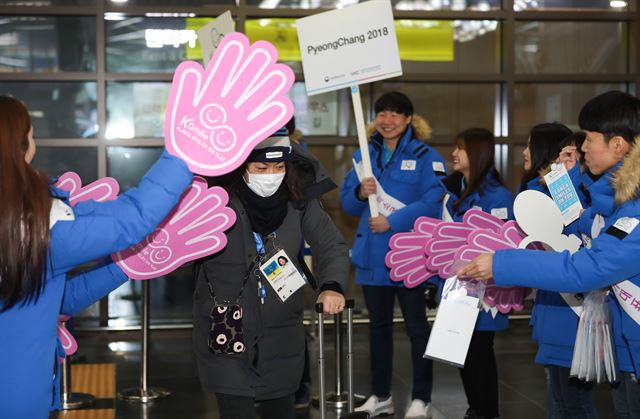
[237,180,289,236]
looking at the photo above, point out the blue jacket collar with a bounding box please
[371,124,414,157]
[443,169,502,214]
[589,163,621,216]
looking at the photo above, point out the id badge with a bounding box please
[258,249,306,302]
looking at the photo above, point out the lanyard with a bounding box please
[253,232,266,256]
[252,232,274,304]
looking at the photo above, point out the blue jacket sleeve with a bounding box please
[387,155,446,232]
[493,221,640,293]
[50,150,193,275]
[340,155,368,217]
[61,262,128,316]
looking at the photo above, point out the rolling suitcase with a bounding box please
[316,299,369,419]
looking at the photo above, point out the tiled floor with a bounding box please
[52,320,616,419]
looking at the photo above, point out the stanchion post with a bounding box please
[346,299,355,412]
[334,311,343,396]
[60,320,95,410]
[316,302,326,419]
[118,280,170,403]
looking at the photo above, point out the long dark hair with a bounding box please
[0,96,52,311]
[453,128,504,212]
[520,122,572,189]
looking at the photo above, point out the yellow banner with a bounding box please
[245,18,454,62]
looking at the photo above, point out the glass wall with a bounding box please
[1,0,635,326]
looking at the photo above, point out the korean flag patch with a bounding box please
[605,217,639,240]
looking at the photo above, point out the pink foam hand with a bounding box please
[484,284,526,313]
[165,32,295,176]
[413,216,440,236]
[501,220,526,248]
[462,209,505,233]
[386,232,438,288]
[113,176,237,280]
[456,227,526,313]
[57,315,78,357]
[425,222,476,277]
[54,172,120,205]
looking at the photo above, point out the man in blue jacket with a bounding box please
[458,90,640,418]
[341,92,445,419]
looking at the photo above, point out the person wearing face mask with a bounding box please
[341,92,446,419]
[193,128,349,419]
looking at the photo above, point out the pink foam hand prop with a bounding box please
[57,315,78,358]
[455,225,527,313]
[54,173,120,357]
[462,209,504,233]
[54,172,120,205]
[165,32,295,176]
[385,216,441,288]
[425,209,507,278]
[386,232,438,288]
[425,222,476,278]
[113,176,237,280]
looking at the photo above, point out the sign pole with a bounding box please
[350,84,379,217]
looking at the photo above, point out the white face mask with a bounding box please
[244,172,285,198]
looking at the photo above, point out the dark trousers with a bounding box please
[611,372,640,419]
[459,331,499,418]
[215,393,295,419]
[545,365,597,419]
[362,285,433,402]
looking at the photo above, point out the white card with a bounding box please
[197,11,234,67]
[543,164,583,226]
[259,250,306,303]
[424,287,479,367]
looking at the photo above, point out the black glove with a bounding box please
[424,283,439,310]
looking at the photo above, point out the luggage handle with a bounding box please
[316,300,357,419]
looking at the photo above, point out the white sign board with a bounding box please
[197,11,234,67]
[296,0,402,96]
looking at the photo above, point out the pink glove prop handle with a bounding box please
[55,172,120,205]
[57,315,78,358]
[165,32,295,176]
[114,176,237,280]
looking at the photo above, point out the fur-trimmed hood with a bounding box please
[365,114,432,142]
[613,138,640,204]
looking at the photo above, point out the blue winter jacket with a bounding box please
[340,121,446,286]
[493,158,640,376]
[0,151,192,419]
[439,170,514,331]
[519,174,583,367]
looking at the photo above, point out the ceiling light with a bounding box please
[610,0,627,8]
